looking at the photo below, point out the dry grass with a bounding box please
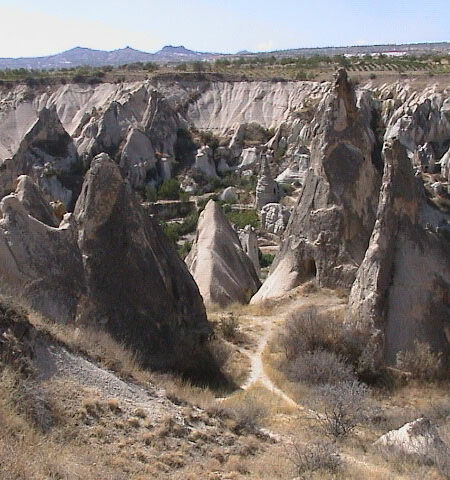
[2,296,449,479]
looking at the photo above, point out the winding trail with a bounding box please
[240,313,299,408]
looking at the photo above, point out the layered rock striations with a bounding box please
[186,200,260,306]
[252,69,381,302]
[347,139,450,362]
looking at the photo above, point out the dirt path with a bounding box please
[241,313,299,408]
[236,291,346,406]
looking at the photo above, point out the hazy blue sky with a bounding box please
[0,0,448,57]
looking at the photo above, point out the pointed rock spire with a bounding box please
[186,200,261,306]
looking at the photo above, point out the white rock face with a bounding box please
[194,146,217,178]
[186,200,260,306]
[440,147,450,193]
[276,153,310,186]
[239,225,260,276]
[238,147,260,171]
[0,106,79,206]
[381,85,450,153]
[219,186,238,203]
[260,203,290,235]
[374,418,448,460]
[186,81,330,134]
[120,128,157,188]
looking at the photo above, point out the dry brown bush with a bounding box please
[312,380,370,438]
[286,349,355,386]
[228,393,268,433]
[396,340,444,381]
[285,440,341,477]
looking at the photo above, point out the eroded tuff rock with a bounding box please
[15,175,59,227]
[239,225,260,276]
[74,153,210,363]
[186,200,260,306]
[252,69,380,302]
[260,203,290,235]
[0,153,210,368]
[194,145,217,178]
[0,189,84,321]
[374,418,449,460]
[0,106,80,207]
[255,155,281,210]
[347,139,450,362]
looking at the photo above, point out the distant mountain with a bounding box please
[0,45,217,70]
[0,42,449,70]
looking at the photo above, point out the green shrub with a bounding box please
[259,252,275,268]
[158,179,181,200]
[226,209,259,229]
[144,185,157,202]
[177,241,192,259]
[160,212,199,246]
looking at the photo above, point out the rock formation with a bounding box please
[15,175,59,227]
[0,153,210,368]
[119,127,157,189]
[186,200,261,306]
[0,106,80,207]
[255,155,281,210]
[413,142,436,172]
[238,147,260,171]
[374,418,449,460]
[0,190,84,321]
[219,186,238,203]
[260,203,290,235]
[194,145,217,178]
[275,152,310,186]
[347,139,450,362]
[252,69,380,302]
[239,225,260,276]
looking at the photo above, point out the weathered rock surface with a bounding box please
[374,418,449,460]
[74,154,210,363]
[186,200,260,306]
[219,186,238,203]
[255,155,281,210]
[194,145,217,178]
[275,152,310,186]
[252,69,380,302]
[0,189,84,321]
[347,139,450,361]
[413,142,436,172]
[239,225,260,276]
[0,154,210,368]
[238,147,260,171]
[119,127,157,189]
[0,106,80,207]
[260,203,290,235]
[15,175,59,227]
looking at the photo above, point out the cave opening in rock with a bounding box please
[304,258,317,279]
